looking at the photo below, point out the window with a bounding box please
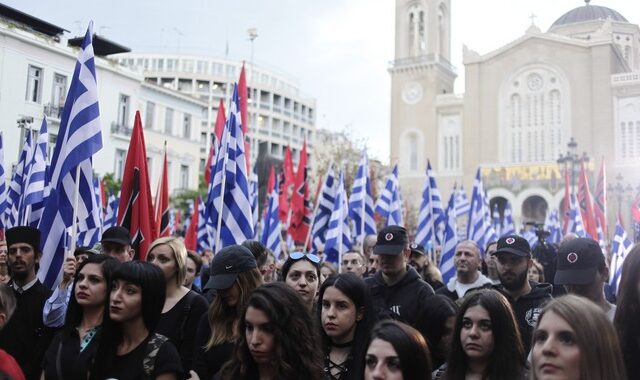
[118,94,130,126]
[26,65,43,103]
[165,108,174,134]
[183,114,192,138]
[145,102,155,129]
[179,165,189,189]
[51,73,67,108]
[115,149,126,180]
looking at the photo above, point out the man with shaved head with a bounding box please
[436,240,493,301]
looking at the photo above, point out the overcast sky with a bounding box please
[6,0,640,163]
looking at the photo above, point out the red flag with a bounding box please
[204,143,215,185]
[175,209,182,232]
[283,146,295,187]
[184,197,199,251]
[238,64,251,171]
[278,171,290,224]
[594,159,607,236]
[577,162,598,239]
[99,178,107,210]
[205,101,227,184]
[154,147,170,238]
[214,99,226,148]
[266,166,275,198]
[288,140,311,243]
[632,192,640,222]
[116,111,157,261]
[563,165,570,234]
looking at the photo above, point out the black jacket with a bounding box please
[365,266,448,345]
[495,281,553,353]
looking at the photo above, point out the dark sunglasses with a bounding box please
[289,251,321,264]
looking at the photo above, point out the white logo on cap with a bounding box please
[225,265,233,270]
[506,237,516,245]
[567,252,578,264]
[385,233,394,241]
[410,243,417,249]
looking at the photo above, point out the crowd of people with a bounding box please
[0,223,638,380]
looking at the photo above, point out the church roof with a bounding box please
[549,2,628,30]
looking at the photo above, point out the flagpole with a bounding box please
[69,165,82,257]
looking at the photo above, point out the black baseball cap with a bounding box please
[204,245,257,290]
[410,242,426,256]
[6,226,40,251]
[494,235,531,257]
[373,226,408,255]
[554,238,605,285]
[101,226,132,246]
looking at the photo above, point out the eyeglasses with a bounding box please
[289,251,321,264]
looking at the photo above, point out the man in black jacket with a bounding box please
[365,226,446,346]
[492,235,552,353]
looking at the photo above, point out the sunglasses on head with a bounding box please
[289,251,321,264]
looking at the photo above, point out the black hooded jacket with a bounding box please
[495,281,553,353]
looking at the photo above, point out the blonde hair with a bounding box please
[205,268,263,349]
[147,237,188,286]
[532,295,627,380]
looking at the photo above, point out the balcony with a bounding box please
[111,122,133,136]
[44,103,63,120]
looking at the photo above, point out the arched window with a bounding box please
[438,113,462,172]
[438,3,448,59]
[409,136,418,171]
[401,130,423,173]
[408,6,426,56]
[500,66,569,164]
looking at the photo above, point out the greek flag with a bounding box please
[492,203,501,239]
[501,201,516,236]
[4,130,33,228]
[439,191,458,284]
[545,209,561,244]
[76,172,102,248]
[595,218,606,253]
[348,151,376,245]
[261,179,282,259]
[522,229,538,247]
[103,192,119,230]
[38,23,102,288]
[24,118,49,228]
[0,133,5,234]
[375,165,403,226]
[416,161,444,247]
[567,193,586,238]
[197,197,213,252]
[455,185,470,218]
[249,165,259,237]
[207,84,253,251]
[324,170,352,269]
[467,168,492,249]
[310,163,337,254]
[610,217,632,295]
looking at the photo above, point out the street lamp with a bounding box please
[556,137,590,192]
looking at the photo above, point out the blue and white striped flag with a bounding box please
[467,168,492,249]
[5,130,33,228]
[522,229,538,247]
[595,217,606,253]
[492,203,501,239]
[24,118,49,227]
[0,133,6,234]
[37,23,102,288]
[103,192,119,230]
[610,217,632,295]
[249,165,259,238]
[261,178,282,260]
[545,209,561,244]
[567,193,586,238]
[375,165,403,226]
[324,170,352,269]
[502,201,516,236]
[76,172,102,248]
[415,161,444,247]
[439,191,458,284]
[310,163,338,254]
[455,185,470,218]
[207,84,254,251]
[348,151,376,245]
[197,197,213,252]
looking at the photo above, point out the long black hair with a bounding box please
[64,255,119,336]
[445,289,525,380]
[614,245,640,379]
[317,273,374,380]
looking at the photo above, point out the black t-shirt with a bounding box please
[42,328,100,380]
[156,290,208,371]
[192,313,235,380]
[104,334,182,380]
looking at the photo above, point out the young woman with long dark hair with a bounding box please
[317,273,374,380]
[41,255,118,379]
[281,251,321,311]
[90,261,182,380]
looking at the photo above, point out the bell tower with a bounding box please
[389,0,457,200]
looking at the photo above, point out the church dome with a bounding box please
[549,2,628,30]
